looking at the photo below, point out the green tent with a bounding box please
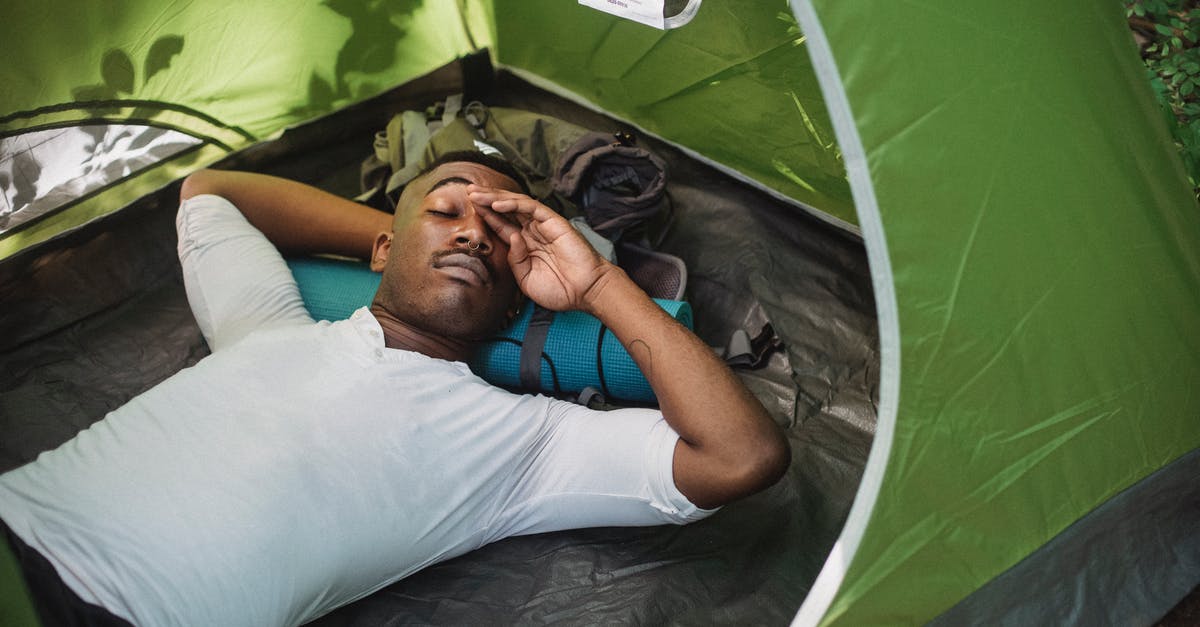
[2,1,1197,625]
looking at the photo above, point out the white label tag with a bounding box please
[578,0,665,30]
[473,139,503,156]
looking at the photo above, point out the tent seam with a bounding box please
[0,118,235,152]
[787,2,901,626]
[0,100,255,142]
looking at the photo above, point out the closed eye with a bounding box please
[428,209,458,218]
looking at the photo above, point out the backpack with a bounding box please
[357,95,673,246]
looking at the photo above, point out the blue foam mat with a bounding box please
[286,257,690,402]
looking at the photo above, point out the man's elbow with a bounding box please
[179,169,220,202]
[713,428,792,505]
[740,428,791,494]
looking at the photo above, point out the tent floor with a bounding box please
[1160,586,1200,626]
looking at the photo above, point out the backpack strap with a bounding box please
[519,305,557,390]
[381,110,436,202]
[357,109,433,209]
[718,323,784,369]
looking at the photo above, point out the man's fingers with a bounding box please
[470,185,584,266]
[468,186,557,223]
[506,229,532,277]
[475,202,522,241]
[466,185,515,208]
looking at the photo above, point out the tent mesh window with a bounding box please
[0,124,201,234]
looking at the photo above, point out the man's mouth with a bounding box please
[433,252,490,286]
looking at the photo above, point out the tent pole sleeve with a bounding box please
[787,1,902,625]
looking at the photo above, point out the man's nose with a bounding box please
[455,209,493,254]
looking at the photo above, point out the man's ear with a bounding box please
[369,232,393,272]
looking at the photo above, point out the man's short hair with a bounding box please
[420,150,531,195]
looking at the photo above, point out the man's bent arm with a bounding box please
[468,186,790,510]
[180,170,392,258]
[582,268,790,510]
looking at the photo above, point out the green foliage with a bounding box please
[1126,0,1200,199]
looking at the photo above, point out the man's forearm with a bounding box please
[180,170,392,259]
[582,268,790,509]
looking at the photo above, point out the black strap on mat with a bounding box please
[519,306,556,390]
[595,323,613,400]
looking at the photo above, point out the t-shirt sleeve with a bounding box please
[490,401,719,539]
[176,194,313,351]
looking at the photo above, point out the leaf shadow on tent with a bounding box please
[70,36,186,120]
[7,152,40,220]
[299,0,424,117]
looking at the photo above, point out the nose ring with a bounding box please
[467,240,481,251]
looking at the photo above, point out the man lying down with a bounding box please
[0,151,790,626]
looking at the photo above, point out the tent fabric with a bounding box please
[0,0,486,260]
[792,0,1200,624]
[0,522,39,626]
[930,448,1200,626]
[0,2,480,140]
[489,1,855,229]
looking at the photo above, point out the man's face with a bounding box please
[370,161,523,341]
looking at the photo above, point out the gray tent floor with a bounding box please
[0,65,879,624]
[1160,586,1200,625]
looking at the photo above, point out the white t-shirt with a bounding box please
[0,195,712,626]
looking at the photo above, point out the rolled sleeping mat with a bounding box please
[472,299,691,403]
[285,256,691,403]
[286,256,382,322]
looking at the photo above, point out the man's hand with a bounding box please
[468,185,617,313]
